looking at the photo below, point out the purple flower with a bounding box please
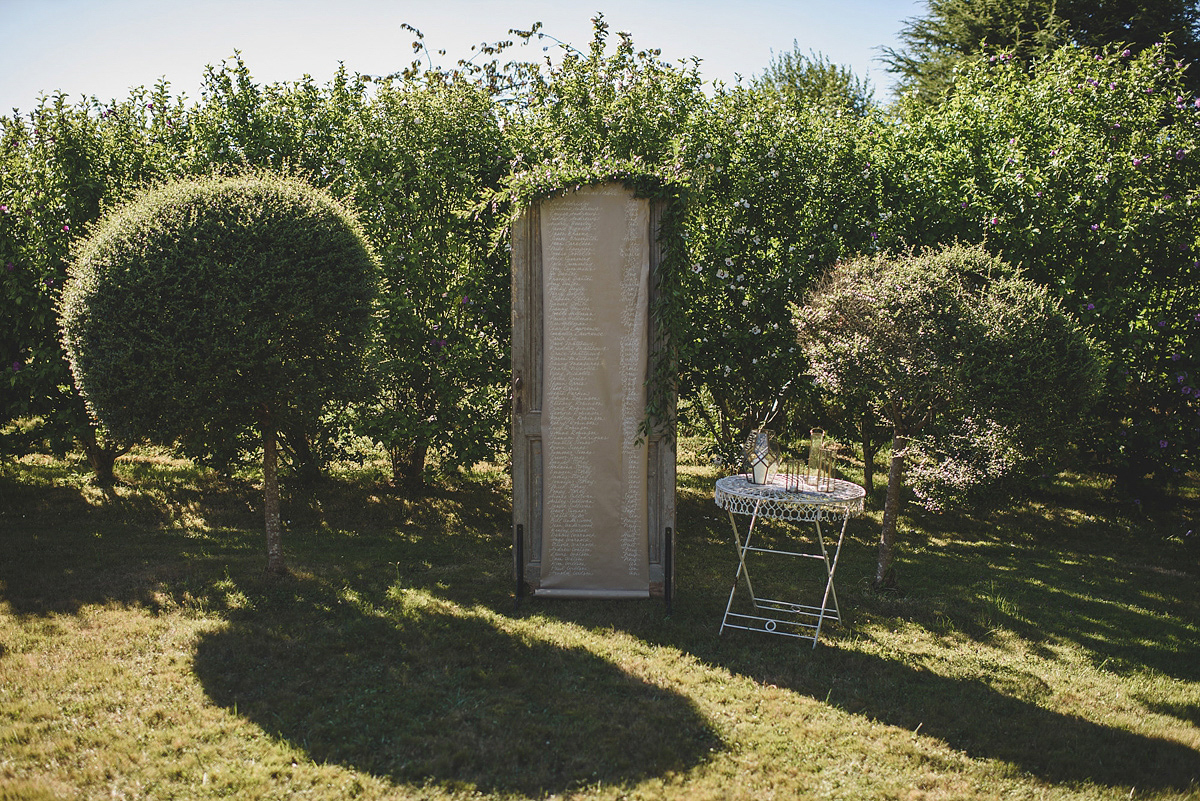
[4,263,12,272]
[1178,374,1186,383]
[1086,303,1096,310]
[1122,49,1132,57]
[1160,439,1169,448]
[1173,353,1182,361]
[460,295,469,305]
[10,361,19,372]
[0,204,7,213]
[1090,224,1100,231]
[990,216,999,225]
[62,224,69,232]
[1183,387,1193,395]
[1164,194,1173,200]
[1132,157,1143,166]
[1110,83,1118,90]
[1157,320,1167,327]
[961,201,968,208]
[871,232,878,241]
[1176,150,1186,160]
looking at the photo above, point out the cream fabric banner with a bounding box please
[539,185,650,594]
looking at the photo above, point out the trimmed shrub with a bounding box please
[795,243,1104,586]
[60,173,378,573]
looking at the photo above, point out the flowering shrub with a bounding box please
[794,244,1103,586]
[875,42,1200,497]
[677,88,884,464]
[1,26,1196,503]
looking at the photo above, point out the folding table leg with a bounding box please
[720,502,763,634]
[812,512,851,646]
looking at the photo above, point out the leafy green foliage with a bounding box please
[754,44,875,115]
[0,85,183,474]
[884,0,1200,103]
[502,14,706,201]
[345,78,511,486]
[59,174,378,454]
[3,19,1198,508]
[677,88,883,464]
[883,0,1068,103]
[795,244,1103,582]
[875,43,1200,497]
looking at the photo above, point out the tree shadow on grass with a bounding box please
[191,573,721,796]
[784,642,1200,791]
[592,484,1200,792]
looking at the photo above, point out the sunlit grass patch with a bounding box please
[1,450,1198,800]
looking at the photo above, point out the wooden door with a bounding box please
[511,185,675,601]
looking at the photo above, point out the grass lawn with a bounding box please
[1,445,1197,800]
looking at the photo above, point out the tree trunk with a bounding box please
[390,441,429,491]
[78,425,127,486]
[861,437,876,497]
[874,431,908,590]
[261,414,287,577]
[857,411,886,500]
[283,426,323,486]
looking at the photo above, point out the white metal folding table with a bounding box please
[715,475,865,647]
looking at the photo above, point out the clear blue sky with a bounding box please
[0,0,925,114]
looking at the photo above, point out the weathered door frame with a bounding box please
[511,187,676,604]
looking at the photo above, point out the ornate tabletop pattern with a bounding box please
[714,475,865,524]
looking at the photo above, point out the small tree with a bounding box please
[754,45,874,115]
[60,174,378,575]
[794,244,1103,588]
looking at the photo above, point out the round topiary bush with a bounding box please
[794,243,1104,588]
[60,173,378,574]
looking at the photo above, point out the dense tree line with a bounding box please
[2,16,1197,511]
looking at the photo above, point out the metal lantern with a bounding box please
[743,428,780,485]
